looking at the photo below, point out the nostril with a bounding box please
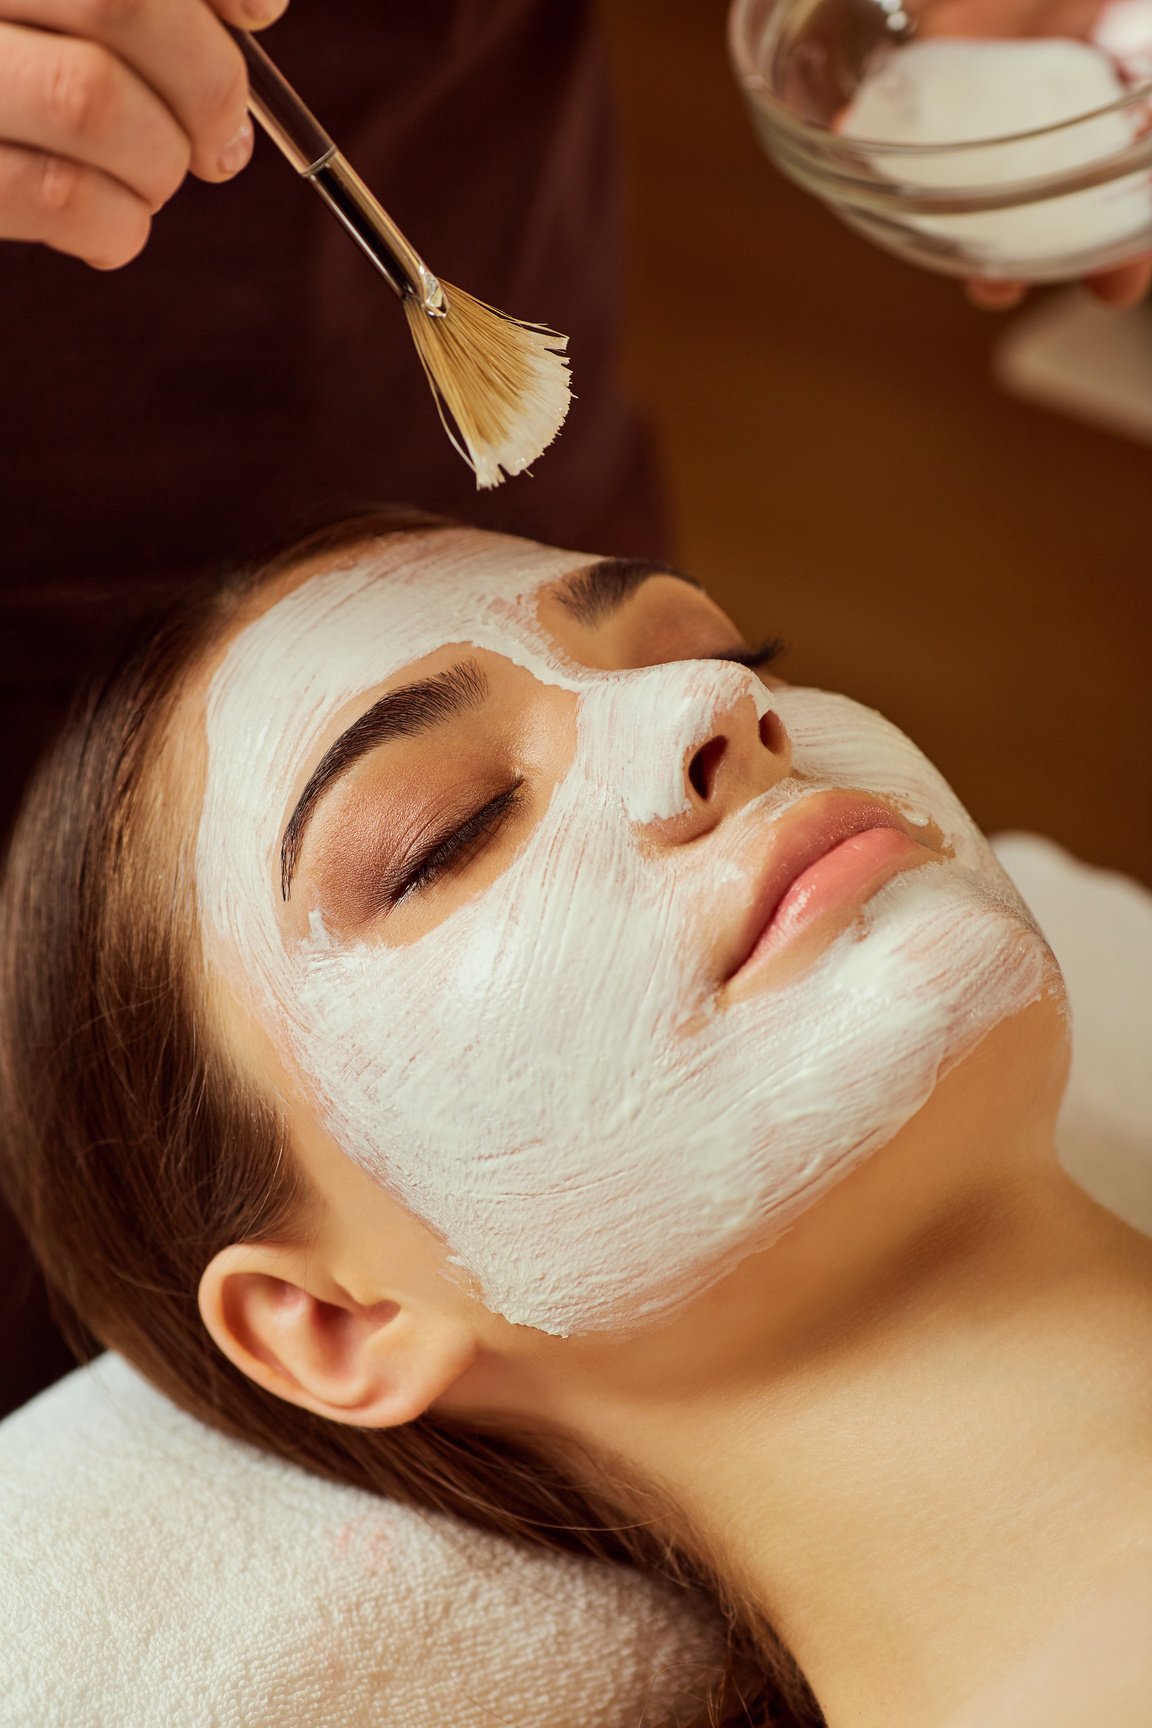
[688,735,727,801]
[759,711,786,756]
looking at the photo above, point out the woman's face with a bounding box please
[193,527,1055,1338]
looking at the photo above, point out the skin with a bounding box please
[0,0,287,268]
[188,531,1152,1727]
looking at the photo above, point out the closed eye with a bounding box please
[705,636,786,673]
[389,780,525,904]
[376,639,782,908]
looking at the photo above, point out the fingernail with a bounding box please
[218,116,254,177]
[966,282,1024,312]
[243,0,285,21]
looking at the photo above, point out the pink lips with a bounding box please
[726,796,933,983]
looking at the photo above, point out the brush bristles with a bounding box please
[403,282,572,489]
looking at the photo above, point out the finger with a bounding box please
[0,22,192,212]
[1045,0,1107,38]
[965,277,1029,310]
[1085,257,1152,308]
[0,138,151,266]
[209,0,290,27]
[920,0,1103,38]
[0,0,274,183]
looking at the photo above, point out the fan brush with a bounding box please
[237,31,572,489]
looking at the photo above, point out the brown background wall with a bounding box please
[601,0,1152,883]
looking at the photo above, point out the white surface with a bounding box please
[993,832,1152,1235]
[993,289,1152,447]
[0,1351,723,1728]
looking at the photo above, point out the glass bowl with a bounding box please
[727,0,1152,281]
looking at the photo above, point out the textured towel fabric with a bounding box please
[0,1351,724,1728]
[992,833,1152,1238]
[0,835,1148,1728]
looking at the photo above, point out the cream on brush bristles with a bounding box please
[404,284,572,490]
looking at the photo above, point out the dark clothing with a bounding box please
[0,0,667,1416]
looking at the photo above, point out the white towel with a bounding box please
[0,1350,725,1727]
[1,833,1147,1728]
[992,833,1152,1237]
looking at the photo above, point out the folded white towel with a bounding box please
[1,833,1147,1728]
[0,1349,724,1727]
[992,833,1152,1237]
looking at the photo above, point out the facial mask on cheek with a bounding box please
[197,534,1055,1338]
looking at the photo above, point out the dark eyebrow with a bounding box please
[278,561,698,902]
[553,557,702,627]
[280,658,488,902]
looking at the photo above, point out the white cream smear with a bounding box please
[840,38,1152,267]
[196,530,1053,1336]
[1096,0,1152,80]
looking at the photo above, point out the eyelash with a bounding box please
[389,639,784,903]
[710,635,786,672]
[393,780,526,902]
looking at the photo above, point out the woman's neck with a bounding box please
[540,1015,1152,1727]
[663,1176,1152,1727]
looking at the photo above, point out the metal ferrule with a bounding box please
[307,155,447,314]
[238,29,446,315]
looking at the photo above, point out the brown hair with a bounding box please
[0,508,821,1728]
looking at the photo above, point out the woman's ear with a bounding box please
[197,1242,478,1427]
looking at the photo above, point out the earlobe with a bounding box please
[198,1242,477,1429]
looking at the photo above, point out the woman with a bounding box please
[1,507,1150,1728]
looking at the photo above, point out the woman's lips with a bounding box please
[755,824,926,957]
[726,796,937,984]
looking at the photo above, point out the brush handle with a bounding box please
[236,30,335,174]
[235,31,445,313]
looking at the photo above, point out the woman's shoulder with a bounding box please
[942,1553,1152,1728]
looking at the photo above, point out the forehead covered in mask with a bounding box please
[196,528,593,993]
[195,528,1052,1338]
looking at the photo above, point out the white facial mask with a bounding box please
[196,531,1053,1336]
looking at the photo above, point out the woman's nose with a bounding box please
[580,660,792,831]
[671,691,792,840]
[687,704,790,802]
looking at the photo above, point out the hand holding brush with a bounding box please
[0,0,571,488]
[0,0,271,267]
